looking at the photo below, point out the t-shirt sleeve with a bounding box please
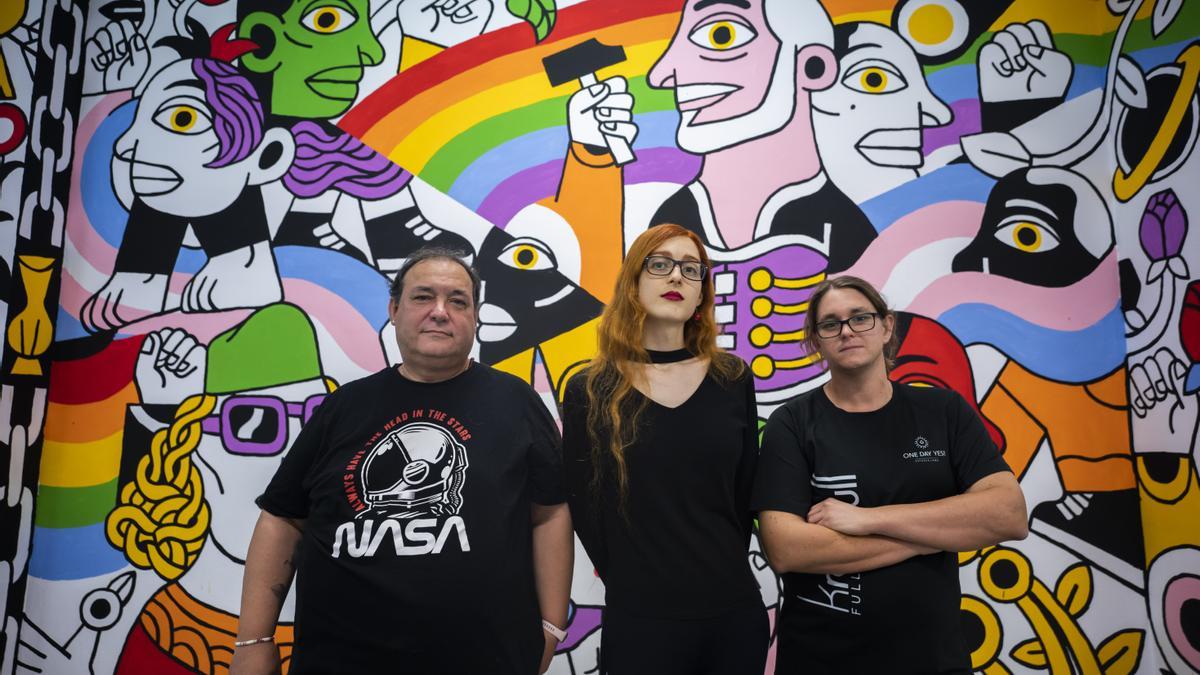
[523,381,566,506]
[733,368,759,541]
[256,389,334,519]
[947,391,1012,492]
[750,401,814,517]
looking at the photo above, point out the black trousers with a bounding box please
[599,603,769,675]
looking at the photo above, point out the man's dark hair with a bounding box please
[388,248,481,307]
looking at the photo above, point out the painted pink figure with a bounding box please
[646,0,877,411]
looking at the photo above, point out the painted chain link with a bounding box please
[2,0,86,672]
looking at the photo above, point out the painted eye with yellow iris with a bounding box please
[499,238,556,271]
[842,60,908,94]
[152,98,213,135]
[301,4,357,34]
[687,16,757,52]
[993,215,1061,253]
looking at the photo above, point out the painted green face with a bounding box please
[240,0,384,119]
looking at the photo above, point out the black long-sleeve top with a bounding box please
[561,359,762,619]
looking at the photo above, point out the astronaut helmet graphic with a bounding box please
[362,422,468,517]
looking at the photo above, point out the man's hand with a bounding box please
[807,498,878,537]
[539,631,556,673]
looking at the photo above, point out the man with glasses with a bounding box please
[751,276,1028,675]
[234,248,574,675]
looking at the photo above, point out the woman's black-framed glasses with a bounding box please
[643,255,708,281]
[815,313,879,339]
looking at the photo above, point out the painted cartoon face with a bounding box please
[648,0,784,153]
[111,60,291,218]
[813,287,893,374]
[637,236,705,330]
[195,378,328,561]
[814,23,952,173]
[952,167,1112,287]
[240,0,384,119]
[474,228,603,365]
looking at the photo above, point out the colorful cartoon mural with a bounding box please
[2,0,1199,673]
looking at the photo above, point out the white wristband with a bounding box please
[541,619,567,642]
[234,636,275,648]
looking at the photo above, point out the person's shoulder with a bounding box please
[894,382,968,412]
[767,386,821,423]
[472,362,545,401]
[713,351,749,375]
[472,362,527,388]
[704,352,748,388]
[327,367,394,401]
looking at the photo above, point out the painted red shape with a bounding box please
[1181,280,1200,364]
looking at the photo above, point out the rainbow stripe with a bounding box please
[342,0,1197,234]
[341,0,683,190]
[30,338,143,580]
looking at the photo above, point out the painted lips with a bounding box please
[661,291,684,301]
[675,83,741,112]
[306,65,365,101]
[119,153,183,196]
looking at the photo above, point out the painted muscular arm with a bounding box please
[807,472,1029,552]
[759,510,937,576]
[230,511,304,675]
[531,502,573,673]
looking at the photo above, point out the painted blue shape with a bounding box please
[938,302,1125,383]
[29,524,129,581]
[1186,364,1200,394]
[54,306,89,341]
[862,163,996,232]
[448,110,681,210]
[274,245,390,327]
[82,101,135,249]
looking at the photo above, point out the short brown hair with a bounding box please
[388,247,481,307]
[804,275,898,370]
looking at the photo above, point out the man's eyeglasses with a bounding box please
[200,394,327,456]
[815,313,880,339]
[643,255,708,281]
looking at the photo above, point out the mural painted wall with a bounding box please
[0,0,1197,673]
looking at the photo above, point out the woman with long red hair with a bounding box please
[561,224,767,674]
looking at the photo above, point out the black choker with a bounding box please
[647,348,694,364]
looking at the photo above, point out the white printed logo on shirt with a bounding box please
[798,474,863,615]
[333,409,473,558]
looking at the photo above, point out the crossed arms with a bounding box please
[760,471,1029,576]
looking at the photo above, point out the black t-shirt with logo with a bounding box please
[257,363,565,675]
[751,383,1010,675]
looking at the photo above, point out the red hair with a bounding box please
[584,224,744,505]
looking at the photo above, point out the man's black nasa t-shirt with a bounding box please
[258,364,565,674]
[751,384,1011,675]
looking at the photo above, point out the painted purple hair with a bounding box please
[193,58,263,169]
[284,120,412,200]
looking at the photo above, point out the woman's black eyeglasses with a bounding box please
[643,255,708,281]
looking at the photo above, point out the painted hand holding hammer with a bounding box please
[545,39,638,164]
[567,75,638,161]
